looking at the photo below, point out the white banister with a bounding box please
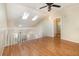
[0,27,43,48]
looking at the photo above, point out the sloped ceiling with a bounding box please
[6,3,46,27]
[6,3,79,28]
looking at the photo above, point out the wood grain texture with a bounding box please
[2,36,79,56]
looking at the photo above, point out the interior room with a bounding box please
[0,3,79,56]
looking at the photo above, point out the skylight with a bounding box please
[32,15,38,21]
[22,12,29,20]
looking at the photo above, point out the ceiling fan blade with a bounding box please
[40,5,47,9]
[52,5,61,8]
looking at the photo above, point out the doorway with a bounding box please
[54,18,61,40]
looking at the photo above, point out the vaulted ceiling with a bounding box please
[6,3,79,27]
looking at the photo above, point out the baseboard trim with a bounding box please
[62,39,79,45]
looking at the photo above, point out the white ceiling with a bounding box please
[19,3,70,9]
[18,3,63,14]
[17,3,79,16]
[18,3,78,11]
[6,3,79,27]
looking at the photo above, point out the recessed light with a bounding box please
[32,16,38,21]
[22,12,29,20]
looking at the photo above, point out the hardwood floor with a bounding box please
[0,48,4,56]
[2,37,79,56]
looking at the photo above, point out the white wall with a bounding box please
[0,4,7,29]
[61,5,79,43]
[36,17,55,37]
[0,4,7,49]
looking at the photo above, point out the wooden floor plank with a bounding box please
[2,37,79,56]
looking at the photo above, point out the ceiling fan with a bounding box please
[40,3,61,12]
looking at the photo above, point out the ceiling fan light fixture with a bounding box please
[39,3,61,12]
